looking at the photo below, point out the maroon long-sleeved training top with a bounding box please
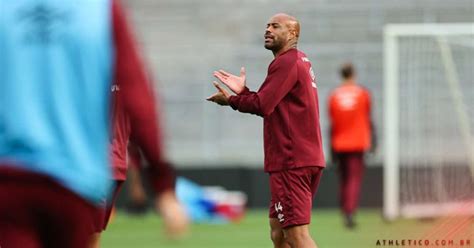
[229,48,325,172]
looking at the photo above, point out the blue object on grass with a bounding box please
[175,177,227,224]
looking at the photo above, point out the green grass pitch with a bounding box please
[101,209,472,248]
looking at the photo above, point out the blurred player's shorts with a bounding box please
[176,177,247,223]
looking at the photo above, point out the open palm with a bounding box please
[206,81,231,106]
[213,67,246,94]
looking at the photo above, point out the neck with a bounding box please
[343,79,356,85]
[273,42,297,57]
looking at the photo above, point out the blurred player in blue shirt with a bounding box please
[0,1,179,247]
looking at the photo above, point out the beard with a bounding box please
[264,37,284,51]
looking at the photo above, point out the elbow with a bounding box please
[257,98,274,117]
[259,105,275,117]
[260,107,274,117]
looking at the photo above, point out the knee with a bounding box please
[270,229,285,245]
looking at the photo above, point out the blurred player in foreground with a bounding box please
[89,2,188,247]
[0,0,184,247]
[90,82,188,246]
[207,13,325,248]
[328,63,376,229]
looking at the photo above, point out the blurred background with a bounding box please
[104,0,474,247]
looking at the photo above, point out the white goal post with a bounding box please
[384,23,474,220]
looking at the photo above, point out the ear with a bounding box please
[288,29,296,40]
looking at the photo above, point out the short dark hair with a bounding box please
[340,63,354,79]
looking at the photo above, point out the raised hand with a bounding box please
[206,81,231,106]
[213,67,246,94]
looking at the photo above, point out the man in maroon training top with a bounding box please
[207,13,325,248]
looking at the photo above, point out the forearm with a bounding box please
[228,87,264,117]
[148,160,176,194]
[127,118,175,194]
[128,137,176,194]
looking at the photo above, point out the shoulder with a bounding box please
[357,85,372,96]
[354,85,372,103]
[272,49,299,67]
[328,86,342,99]
[354,83,369,91]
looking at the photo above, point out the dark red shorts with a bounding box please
[94,180,124,232]
[269,166,324,228]
[0,166,97,248]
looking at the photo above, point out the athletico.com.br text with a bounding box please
[375,239,471,246]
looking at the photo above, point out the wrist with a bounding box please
[237,87,250,95]
[228,95,238,109]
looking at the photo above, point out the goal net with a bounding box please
[384,23,474,220]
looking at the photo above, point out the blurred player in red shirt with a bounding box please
[208,13,325,248]
[90,2,188,247]
[328,63,376,229]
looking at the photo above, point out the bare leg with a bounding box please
[283,224,318,248]
[89,233,101,248]
[128,166,147,206]
[269,218,291,248]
